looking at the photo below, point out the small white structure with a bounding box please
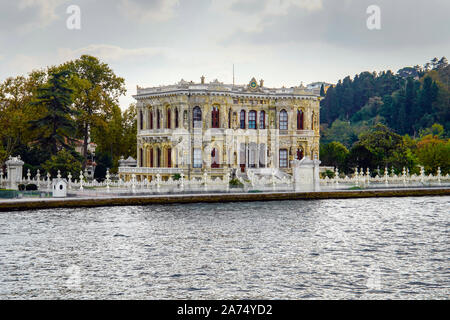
[292,156,321,192]
[5,155,24,190]
[118,156,137,167]
[52,178,68,197]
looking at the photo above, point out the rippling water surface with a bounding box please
[0,196,448,299]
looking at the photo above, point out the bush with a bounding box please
[42,149,82,178]
[25,184,38,191]
[229,178,243,187]
[320,169,335,179]
[172,173,181,181]
[18,184,26,191]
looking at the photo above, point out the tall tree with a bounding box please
[320,84,325,97]
[91,103,137,173]
[61,55,126,168]
[0,70,47,163]
[28,70,78,155]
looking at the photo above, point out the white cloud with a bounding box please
[118,0,180,23]
[210,0,322,33]
[17,0,68,32]
[58,44,169,62]
[265,0,323,15]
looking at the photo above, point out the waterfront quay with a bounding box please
[0,187,449,212]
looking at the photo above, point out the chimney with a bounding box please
[201,75,205,84]
[260,79,264,87]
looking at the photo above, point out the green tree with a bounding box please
[319,142,349,169]
[358,124,410,168]
[419,123,445,139]
[0,70,47,164]
[344,144,377,173]
[91,103,136,172]
[61,55,126,168]
[321,119,363,148]
[320,84,325,97]
[94,151,113,180]
[28,70,78,155]
[416,135,450,174]
[42,149,82,178]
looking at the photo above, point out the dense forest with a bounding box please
[320,57,449,175]
[0,55,136,179]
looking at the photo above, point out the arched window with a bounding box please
[211,148,219,168]
[259,143,266,167]
[311,112,315,130]
[240,110,246,129]
[157,148,161,167]
[249,111,256,129]
[150,148,154,167]
[193,106,202,128]
[296,148,304,160]
[139,110,143,130]
[259,111,265,129]
[239,143,246,172]
[139,148,143,167]
[249,142,257,167]
[157,109,161,129]
[279,110,288,130]
[175,109,179,128]
[211,106,219,128]
[228,108,232,128]
[297,110,304,130]
[167,148,172,168]
[193,149,202,168]
[279,149,288,168]
[167,108,171,129]
[149,110,153,130]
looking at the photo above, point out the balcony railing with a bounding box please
[119,167,183,174]
[296,130,315,136]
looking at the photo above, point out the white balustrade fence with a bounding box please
[1,166,449,196]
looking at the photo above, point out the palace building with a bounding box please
[119,77,320,181]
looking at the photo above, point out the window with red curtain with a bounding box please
[297,110,304,130]
[211,148,219,168]
[167,109,171,129]
[167,148,172,168]
[149,111,153,129]
[296,149,303,160]
[157,148,161,167]
[212,106,219,128]
[150,148,154,167]
[157,109,161,129]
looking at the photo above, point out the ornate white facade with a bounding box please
[119,77,320,181]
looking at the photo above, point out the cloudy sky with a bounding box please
[1,0,449,108]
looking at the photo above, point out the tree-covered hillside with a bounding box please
[321,57,449,138]
[319,57,449,175]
